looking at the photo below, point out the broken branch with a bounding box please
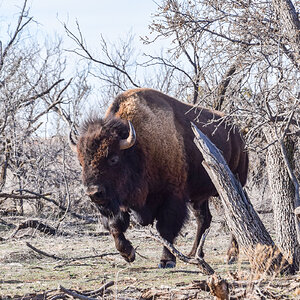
[10,219,60,238]
[59,281,114,299]
[191,122,295,275]
[26,242,63,260]
[26,242,118,261]
[147,229,214,275]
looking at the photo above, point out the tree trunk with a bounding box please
[192,123,295,274]
[272,0,300,44]
[265,130,300,268]
[272,0,300,70]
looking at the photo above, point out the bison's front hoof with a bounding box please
[121,247,136,263]
[158,260,176,268]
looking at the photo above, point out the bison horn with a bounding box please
[120,121,136,150]
[69,127,78,153]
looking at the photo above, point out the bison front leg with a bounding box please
[102,211,135,263]
[156,195,188,268]
[111,230,135,262]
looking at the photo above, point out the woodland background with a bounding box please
[0,0,300,299]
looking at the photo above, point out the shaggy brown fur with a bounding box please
[75,88,248,267]
[106,89,188,199]
[106,88,247,197]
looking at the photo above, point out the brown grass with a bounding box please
[0,208,299,299]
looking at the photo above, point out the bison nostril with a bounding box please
[86,185,106,199]
[93,191,104,199]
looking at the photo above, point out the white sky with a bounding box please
[1,0,161,51]
[0,0,168,133]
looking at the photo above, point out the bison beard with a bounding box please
[70,88,248,268]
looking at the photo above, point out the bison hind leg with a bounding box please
[188,200,212,258]
[226,234,239,264]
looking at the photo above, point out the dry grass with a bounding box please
[0,208,299,299]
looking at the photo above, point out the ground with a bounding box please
[0,205,299,299]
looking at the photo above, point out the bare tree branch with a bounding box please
[147,229,214,275]
[26,242,63,260]
[19,79,64,108]
[0,0,32,71]
[64,22,140,89]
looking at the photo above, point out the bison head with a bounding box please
[69,117,144,217]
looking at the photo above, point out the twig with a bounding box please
[26,242,63,260]
[25,242,118,261]
[20,79,64,108]
[64,22,139,89]
[59,285,97,300]
[17,189,96,222]
[0,218,16,228]
[0,192,51,200]
[68,253,119,261]
[80,281,114,297]
[59,281,114,299]
[147,229,214,275]
[49,293,67,300]
[56,145,71,230]
[134,245,149,260]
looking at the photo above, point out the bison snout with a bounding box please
[86,185,106,202]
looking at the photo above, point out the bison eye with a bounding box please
[108,155,119,166]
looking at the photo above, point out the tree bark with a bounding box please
[272,0,300,43]
[192,123,295,274]
[272,0,300,69]
[265,130,300,268]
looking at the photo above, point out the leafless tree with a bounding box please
[0,1,92,222]
[63,21,192,102]
[146,0,300,267]
[60,0,300,269]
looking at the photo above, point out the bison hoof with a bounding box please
[227,256,237,265]
[122,247,136,263]
[158,260,176,268]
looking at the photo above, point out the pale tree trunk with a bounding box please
[272,0,300,43]
[268,0,300,268]
[192,124,295,275]
[271,0,300,70]
[265,130,300,268]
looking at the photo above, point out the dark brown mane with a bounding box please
[80,115,128,140]
[80,115,104,135]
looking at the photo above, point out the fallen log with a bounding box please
[9,219,62,238]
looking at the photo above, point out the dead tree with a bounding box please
[192,123,296,275]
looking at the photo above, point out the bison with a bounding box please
[69,88,248,268]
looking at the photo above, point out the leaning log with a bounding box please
[295,206,300,219]
[191,123,295,275]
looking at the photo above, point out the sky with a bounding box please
[1,0,162,52]
[0,0,166,133]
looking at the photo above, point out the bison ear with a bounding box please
[119,121,136,150]
[68,128,78,153]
